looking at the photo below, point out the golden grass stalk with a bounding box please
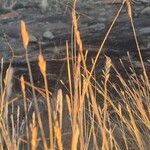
[16,106,20,148]
[103,56,112,83]
[125,0,132,18]
[38,53,54,149]
[66,41,73,105]
[92,123,99,150]
[0,134,4,150]
[87,83,109,150]
[119,108,129,150]
[20,76,25,95]
[54,120,63,150]
[72,1,112,148]
[56,89,63,130]
[20,75,30,149]
[38,54,46,77]
[72,0,83,53]
[0,66,13,117]
[106,66,150,149]
[21,79,52,97]
[30,112,38,150]
[126,105,144,149]
[71,8,92,144]
[71,2,83,149]
[0,1,147,149]
[102,56,112,123]
[101,56,112,150]
[71,124,79,150]
[66,94,72,125]
[125,0,150,87]
[4,66,14,101]
[0,118,13,149]
[85,103,97,149]
[20,20,29,50]
[20,20,48,149]
[0,58,4,96]
[80,0,126,110]
[112,63,150,128]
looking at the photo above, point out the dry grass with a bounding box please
[0,0,149,149]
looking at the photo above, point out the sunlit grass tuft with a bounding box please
[0,0,149,150]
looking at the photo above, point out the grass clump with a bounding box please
[0,0,149,149]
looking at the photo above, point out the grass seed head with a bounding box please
[38,54,46,76]
[20,20,29,49]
